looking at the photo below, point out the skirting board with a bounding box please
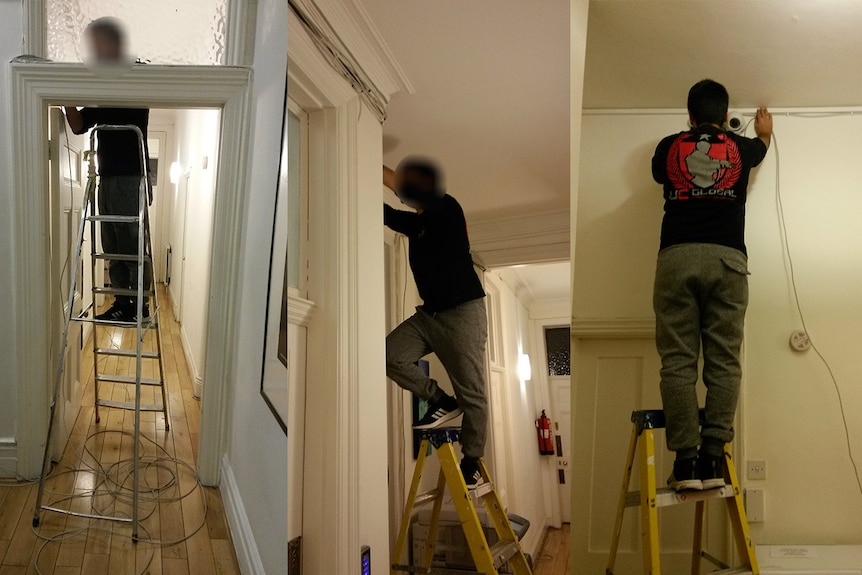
[0,438,18,479]
[180,324,205,398]
[221,455,266,575]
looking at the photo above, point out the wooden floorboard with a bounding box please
[0,286,241,575]
[533,523,571,575]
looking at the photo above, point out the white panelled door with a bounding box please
[571,337,727,573]
[549,376,571,523]
[48,107,90,459]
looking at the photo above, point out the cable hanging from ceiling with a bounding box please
[288,0,388,123]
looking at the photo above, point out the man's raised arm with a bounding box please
[754,106,772,149]
[383,165,397,191]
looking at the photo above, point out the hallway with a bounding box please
[0,285,240,575]
[533,524,571,575]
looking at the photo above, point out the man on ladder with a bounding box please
[63,17,152,323]
[651,80,772,491]
[383,157,488,486]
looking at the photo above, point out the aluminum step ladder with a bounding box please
[391,427,533,575]
[32,124,170,542]
[606,410,759,575]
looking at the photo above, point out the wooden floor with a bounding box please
[0,286,241,575]
[533,523,571,575]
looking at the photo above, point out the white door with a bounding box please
[571,337,727,573]
[549,376,571,523]
[48,107,90,458]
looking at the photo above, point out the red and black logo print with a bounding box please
[667,132,742,198]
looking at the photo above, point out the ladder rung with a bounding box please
[468,481,495,503]
[95,399,164,412]
[93,253,151,262]
[96,374,162,386]
[489,540,519,568]
[86,215,140,223]
[73,316,158,328]
[391,565,488,575]
[95,348,159,359]
[625,485,737,508]
[710,569,751,575]
[93,287,155,297]
[414,489,441,508]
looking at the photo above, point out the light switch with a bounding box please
[747,460,767,480]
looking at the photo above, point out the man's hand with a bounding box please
[383,165,398,191]
[754,107,772,148]
[64,106,84,134]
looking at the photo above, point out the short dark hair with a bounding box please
[86,17,126,47]
[397,156,442,192]
[687,79,729,127]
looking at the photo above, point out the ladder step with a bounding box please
[488,540,519,569]
[96,374,163,386]
[95,348,159,359]
[710,569,751,575]
[625,484,737,508]
[86,215,140,223]
[93,253,152,262]
[73,316,158,328]
[468,481,495,503]
[95,398,164,412]
[391,565,488,575]
[414,489,442,508]
[93,287,155,297]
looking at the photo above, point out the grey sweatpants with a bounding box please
[653,243,749,458]
[386,298,488,459]
[97,176,152,304]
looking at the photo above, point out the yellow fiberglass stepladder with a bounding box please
[391,427,533,575]
[606,410,759,575]
[32,124,170,542]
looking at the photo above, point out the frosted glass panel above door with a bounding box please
[46,0,227,65]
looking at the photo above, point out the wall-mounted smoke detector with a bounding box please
[726,112,746,134]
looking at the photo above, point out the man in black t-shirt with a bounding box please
[63,18,151,322]
[383,158,488,487]
[651,79,772,492]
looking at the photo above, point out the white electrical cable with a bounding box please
[744,114,862,498]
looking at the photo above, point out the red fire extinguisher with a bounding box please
[536,410,554,455]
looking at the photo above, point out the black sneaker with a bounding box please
[667,457,703,492]
[95,301,134,322]
[698,454,726,490]
[460,457,484,489]
[413,394,462,429]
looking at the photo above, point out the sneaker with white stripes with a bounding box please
[413,394,462,429]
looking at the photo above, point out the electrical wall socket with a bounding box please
[746,488,765,522]
[747,460,767,480]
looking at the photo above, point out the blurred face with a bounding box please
[86,30,123,63]
[396,168,437,210]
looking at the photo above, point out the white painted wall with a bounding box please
[170,108,220,397]
[222,1,288,572]
[575,111,862,545]
[0,1,24,470]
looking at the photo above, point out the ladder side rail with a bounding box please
[639,428,661,575]
[392,439,433,574]
[606,423,640,575]
[724,451,760,574]
[420,469,448,570]
[32,159,95,527]
[475,459,532,575]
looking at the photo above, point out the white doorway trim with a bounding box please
[10,62,251,485]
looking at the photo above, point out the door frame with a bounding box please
[10,62,252,484]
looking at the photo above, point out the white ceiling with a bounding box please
[585,0,862,109]
[362,0,570,220]
[499,261,571,303]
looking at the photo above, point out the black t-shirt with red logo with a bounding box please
[652,126,767,255]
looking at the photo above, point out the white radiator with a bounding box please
[758,545,862,574]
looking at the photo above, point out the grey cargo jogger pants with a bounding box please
[653,243,749,458]
[386,298,488,460]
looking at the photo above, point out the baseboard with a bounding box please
[523,517,549,562]
[220,455,266,575]
[0,438,18,479]
[179,324,204,398]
